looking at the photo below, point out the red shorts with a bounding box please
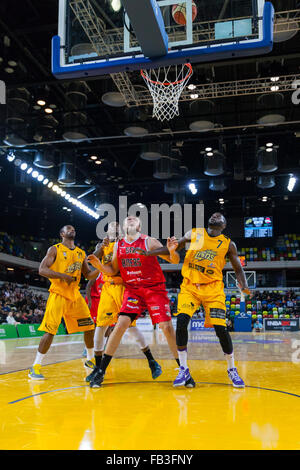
[120,283,172,324]
[85,296,100,324]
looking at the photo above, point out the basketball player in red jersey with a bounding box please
[87,221,163,382]
[86,215,183,388]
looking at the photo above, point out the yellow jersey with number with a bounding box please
[48,243,85,300]
[181,228,231,284]
[102,241,123,284]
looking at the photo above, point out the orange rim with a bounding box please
[140,63,193,86]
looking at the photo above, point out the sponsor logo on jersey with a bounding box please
[128,298,138,304]
[181,302,195,310]
[103,252,113,264]
[126,304,139,310]
[65,262,82,274]
[194,250,217,262]
[150,306,159,311]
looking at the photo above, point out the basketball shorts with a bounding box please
[176,278,226,328]
[39,292,95,335]
[120,283,172,325]
[96,283,137,327]
[85,295,100,324]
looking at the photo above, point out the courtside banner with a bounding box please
[0,324,18,339]
[17,324,44,338]
[264,318,300,331]
[190,319,214,331]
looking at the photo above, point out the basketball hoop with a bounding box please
[141,63,193,122]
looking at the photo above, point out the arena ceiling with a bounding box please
[0,0,300,239]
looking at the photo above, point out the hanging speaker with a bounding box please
[204,152,225,176]
[257,149,278,173]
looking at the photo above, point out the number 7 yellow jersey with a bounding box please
[181,228,231,284]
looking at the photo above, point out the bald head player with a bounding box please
[28,225,99,380]
[135,212,250,388]
[86,215,182,388]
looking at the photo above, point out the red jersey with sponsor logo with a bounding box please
[117,234,166,287]
[90,273,103,297]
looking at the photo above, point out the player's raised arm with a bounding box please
[39,246,76,285]
[146,237,180,264]
[93,236,110,259]
[227,241,250,295]
[87,243,119,276]
[134,230,192,257]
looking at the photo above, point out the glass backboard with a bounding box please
[52,0,274,79]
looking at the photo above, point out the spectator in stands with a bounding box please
[253,320,263,332]
[6,311,20,325]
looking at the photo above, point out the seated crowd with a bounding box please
[0,282,46,325]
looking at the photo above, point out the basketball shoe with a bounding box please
[173,366,195,388]
[89,368,105,388]
[85,366,100,383]
[84,358,96,370]
[227,368,245,388]
[28,364,45,380]
[149,359,162,380]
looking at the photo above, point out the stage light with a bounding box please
[32,170,39,178]
[7,152,15,162]
[43,178,49,185]
[288,175,297,192]
[188,84,196,90]
[111,0,121,12]
[37,174,44,182]
[188,183,198,195]
[20,163,28,171]
[27,167,33,174]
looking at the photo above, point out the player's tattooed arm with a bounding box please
[39,246,76,285]
[87,243,119,276]
[227,241,250,295]
[134,231,191,257]
[146,237,180,264]
[82,257,100,280]
[93,236,110,259]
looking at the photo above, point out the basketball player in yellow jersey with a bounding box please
[87,222,162,384]
[137,213,250,388]
[28,225,99,380]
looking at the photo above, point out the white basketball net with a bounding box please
[141,63,193,122]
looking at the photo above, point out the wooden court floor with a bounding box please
[0,329,300,450]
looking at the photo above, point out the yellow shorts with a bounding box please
[39,292,95,335]
[96,283,137,327]
[176,278,226,328]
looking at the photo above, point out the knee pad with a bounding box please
[214,325,233,355]
[176,313,191,347]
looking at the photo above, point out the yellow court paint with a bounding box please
[1,354,300,450]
